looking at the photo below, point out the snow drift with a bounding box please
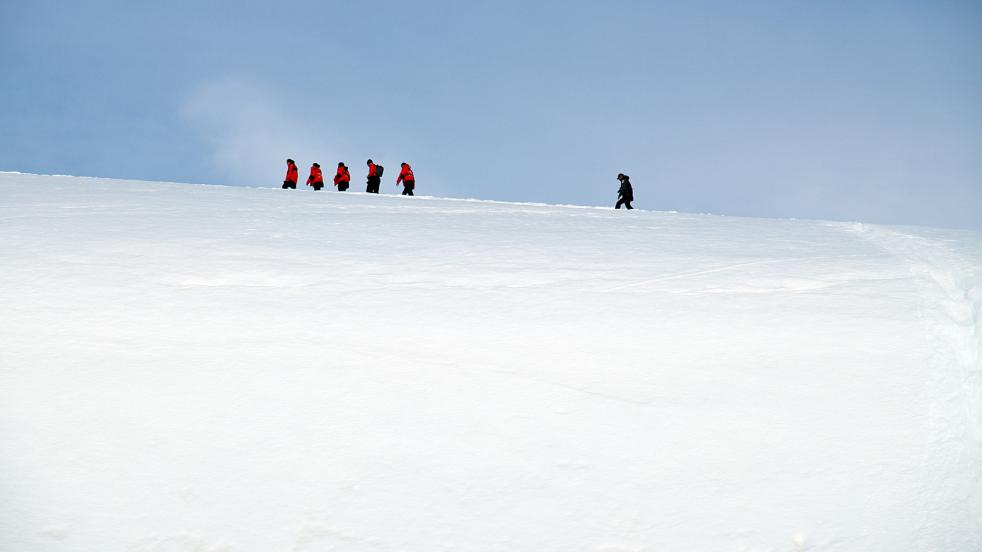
[1,172,980,551]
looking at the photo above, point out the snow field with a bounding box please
[1,172,980,551]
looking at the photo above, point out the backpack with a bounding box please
[375,164,384,177]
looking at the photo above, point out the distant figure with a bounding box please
[397,162,415,196]
[615,173,633,210]
[283,159,298,189]
[306,163,324,191]
[366,159,383,194]
[334,162,350,191]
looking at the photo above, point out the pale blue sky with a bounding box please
[1,0,980,228]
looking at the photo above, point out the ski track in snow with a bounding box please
[1,172,981,551]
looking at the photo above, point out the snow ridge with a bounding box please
[838,222,982,548]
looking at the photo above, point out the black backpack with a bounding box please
[375,164,384,177]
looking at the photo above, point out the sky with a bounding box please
[1,0,980,229]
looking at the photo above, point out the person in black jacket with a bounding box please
[615,173,634,210]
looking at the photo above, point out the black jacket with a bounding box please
[617,178,634,201]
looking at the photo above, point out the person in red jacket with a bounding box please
[306,163,324,190]
[366,159,381,194]
[283,158,298,189]
[334,162,350,191]
[396,162,415,196]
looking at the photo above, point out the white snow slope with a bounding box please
[1,172,981,552]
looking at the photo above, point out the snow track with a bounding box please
[1,173,981,551]
[839,222,982,549]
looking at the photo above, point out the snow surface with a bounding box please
[1,172,980,551]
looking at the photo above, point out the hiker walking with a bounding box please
[282,159,298,189]
[397,162,415,196]
[615,173,634,210]
[334,162,350,191]
[366,159,383,193]
[306,163,324,191]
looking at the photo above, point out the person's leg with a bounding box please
[283,181,290,189]
[615,198,624,209]
[626,201,633,209]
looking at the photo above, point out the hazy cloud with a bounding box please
[181,79,341,187]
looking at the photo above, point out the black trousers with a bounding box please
[367,176,380,193]
[615,197,633,209]
[337,182,349,191]
[282,180,297,189]
[401,181,415,196]
[311,182,324,191]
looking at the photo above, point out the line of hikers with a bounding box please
[282,158,416,196]
[282,158,634,209]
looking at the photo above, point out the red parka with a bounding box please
[397,163,414,184]
[367,162,378,178]
[335,165,350,184]
[285,162,298,183]
[307,165,323,185]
